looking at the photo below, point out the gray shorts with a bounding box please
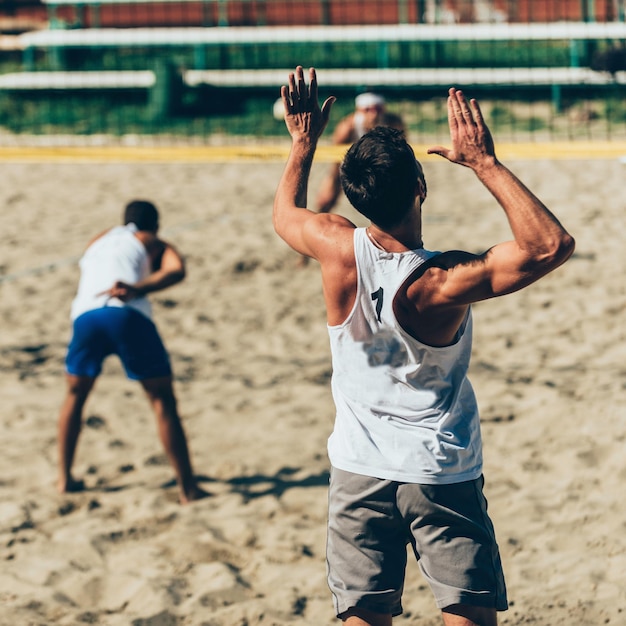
[326,467,508,618]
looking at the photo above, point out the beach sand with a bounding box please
[0,155,624,625]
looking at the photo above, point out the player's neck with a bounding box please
[367,224,423,253]
[368,205,423,252]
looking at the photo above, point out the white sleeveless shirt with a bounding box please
[327,228,483,484]
[70,223,153,321]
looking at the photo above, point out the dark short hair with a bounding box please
[123,200,159,231]
[340,126,423,229]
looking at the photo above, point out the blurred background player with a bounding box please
[57,200,209,504]
[316,92,406,216]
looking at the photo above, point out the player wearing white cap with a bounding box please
[316,92,405,216]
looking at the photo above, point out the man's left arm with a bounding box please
[137,242,186,293]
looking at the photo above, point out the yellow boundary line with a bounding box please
[0,142,625,162]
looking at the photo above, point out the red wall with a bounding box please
[0,0,620,30]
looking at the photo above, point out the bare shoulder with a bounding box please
[404,250,484,307]
[305,212,355,249]
[299,212,355,267]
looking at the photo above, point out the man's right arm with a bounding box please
[423,88,575,308]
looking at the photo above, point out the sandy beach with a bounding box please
[0,153,624,625]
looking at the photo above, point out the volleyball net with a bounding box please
[0,0,625,144]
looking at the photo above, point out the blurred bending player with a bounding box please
[57,200,210,504]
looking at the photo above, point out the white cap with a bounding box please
[355,92,385,109]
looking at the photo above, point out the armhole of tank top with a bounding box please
[395,305,471,351]
[392,250,471,350]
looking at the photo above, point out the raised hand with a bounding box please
[427,88,496,170]
[280,66,335,143]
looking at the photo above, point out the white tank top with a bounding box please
[327,228,483,484]
[70,223,153,321]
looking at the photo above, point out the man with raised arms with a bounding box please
[273,66,574,626]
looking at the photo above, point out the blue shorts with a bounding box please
[66,307,172,380]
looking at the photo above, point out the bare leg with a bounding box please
[57,374,95,493]
[140,376,210,504]
[442,605,498,626]
[341,608,392,626]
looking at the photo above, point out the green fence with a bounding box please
[0,0,625,143]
